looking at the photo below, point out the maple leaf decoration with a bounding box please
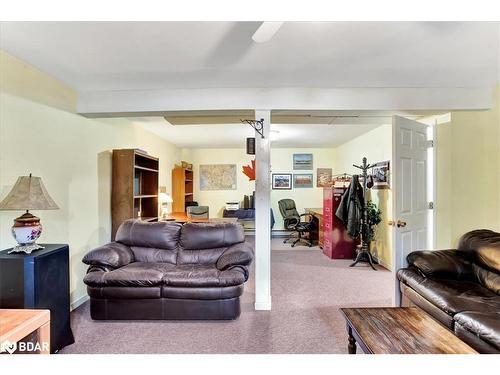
[242,159,256,181]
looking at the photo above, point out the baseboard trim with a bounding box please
[254,298,272,310]
[271,231,291,238]
[71,294,89,311]
[372,255,391,271]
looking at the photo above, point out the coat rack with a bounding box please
[351,157,377,270]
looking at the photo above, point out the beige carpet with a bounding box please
[61,246,393,354]
[271,236,322,250]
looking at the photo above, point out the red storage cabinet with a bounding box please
[322,187,357,259]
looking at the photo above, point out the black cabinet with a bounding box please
[0,244,75,353]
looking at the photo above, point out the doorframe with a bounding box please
[420,113,451,250]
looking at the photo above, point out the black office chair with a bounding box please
[278,199,315,247]
[187,206,209,219]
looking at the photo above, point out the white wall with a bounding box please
[334,124,393,269]
[183,147,336,230]
[435,85,500,247]
[185,148,255,217]
[271,148,336,230]
[0,52,181,307]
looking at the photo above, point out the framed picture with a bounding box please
[293,173,314,188]
[317,168,333,187]
[372,161,390,189]
[272,174,292,190]
[293,153,313,170]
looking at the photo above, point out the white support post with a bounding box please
[254,109,272,310]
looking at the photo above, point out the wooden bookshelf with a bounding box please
[112,149,159,239]
[172,166,194,212]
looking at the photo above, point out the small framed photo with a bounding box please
[317,168,333,187]
[272,173,292,190]
[293,173,314,188]
[372,161,390,189]
[293,153,313,170]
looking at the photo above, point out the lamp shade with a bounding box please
[0,175,59,211]
[159,193,173,203]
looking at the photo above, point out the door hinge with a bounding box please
[427,140,434,148]
[428,202,434,209]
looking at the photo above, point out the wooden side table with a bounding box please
[0,244,74,353]
[0,309,50,354]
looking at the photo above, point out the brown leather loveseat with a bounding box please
[397,229,500,353]
[82,220,253,320]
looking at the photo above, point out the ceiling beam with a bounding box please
[77,87,494,117]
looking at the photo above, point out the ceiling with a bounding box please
[0,22,493,148]
[1,22,498,92]
[132,116,386,148]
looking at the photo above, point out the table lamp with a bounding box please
[159,192,173,218]
[0,174,59,254]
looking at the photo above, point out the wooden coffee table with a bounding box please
[0,309,50,354]
[340,307,477,354]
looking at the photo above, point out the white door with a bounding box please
[392,115,430,305]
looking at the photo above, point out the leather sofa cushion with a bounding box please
[458,229,500,253]
[177,247,227,265]
[161,285,244,300]
[454,323,499,354]
[88,284,243,300]
[458,229,500,271]
[400,282,455,329]
[180,222,244,250]
[476,246,500,273]
[87,286,161,299]
[407,250,472,279]
[454,311,500,351]
[473,263,500,295]
[217,242,254,270]
[116,219,182,250]
[397,267,500,315]
[162,265,245,287]
[84,262,176,287]
[131,246,177,264]
[82,242,134,268]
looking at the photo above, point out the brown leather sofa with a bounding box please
[397,229,500,353]
[82,220,253,320]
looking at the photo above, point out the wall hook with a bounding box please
[241,118,265,139]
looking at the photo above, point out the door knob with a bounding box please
[397,220,407,228]
[388,220,395,226]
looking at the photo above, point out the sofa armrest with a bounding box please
[82,242,134,269]
[407,249,472,279]
[217,241,254,271]
[86,264,114,273]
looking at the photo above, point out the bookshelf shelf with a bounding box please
[112,149,159,239]
[172,165,194,212]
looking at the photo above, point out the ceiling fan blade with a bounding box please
[252,22,284,43]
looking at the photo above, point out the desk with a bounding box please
[222,209,275,230]
[162,212,238,224]
[305,208,323,248]
[0,309,50,354]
